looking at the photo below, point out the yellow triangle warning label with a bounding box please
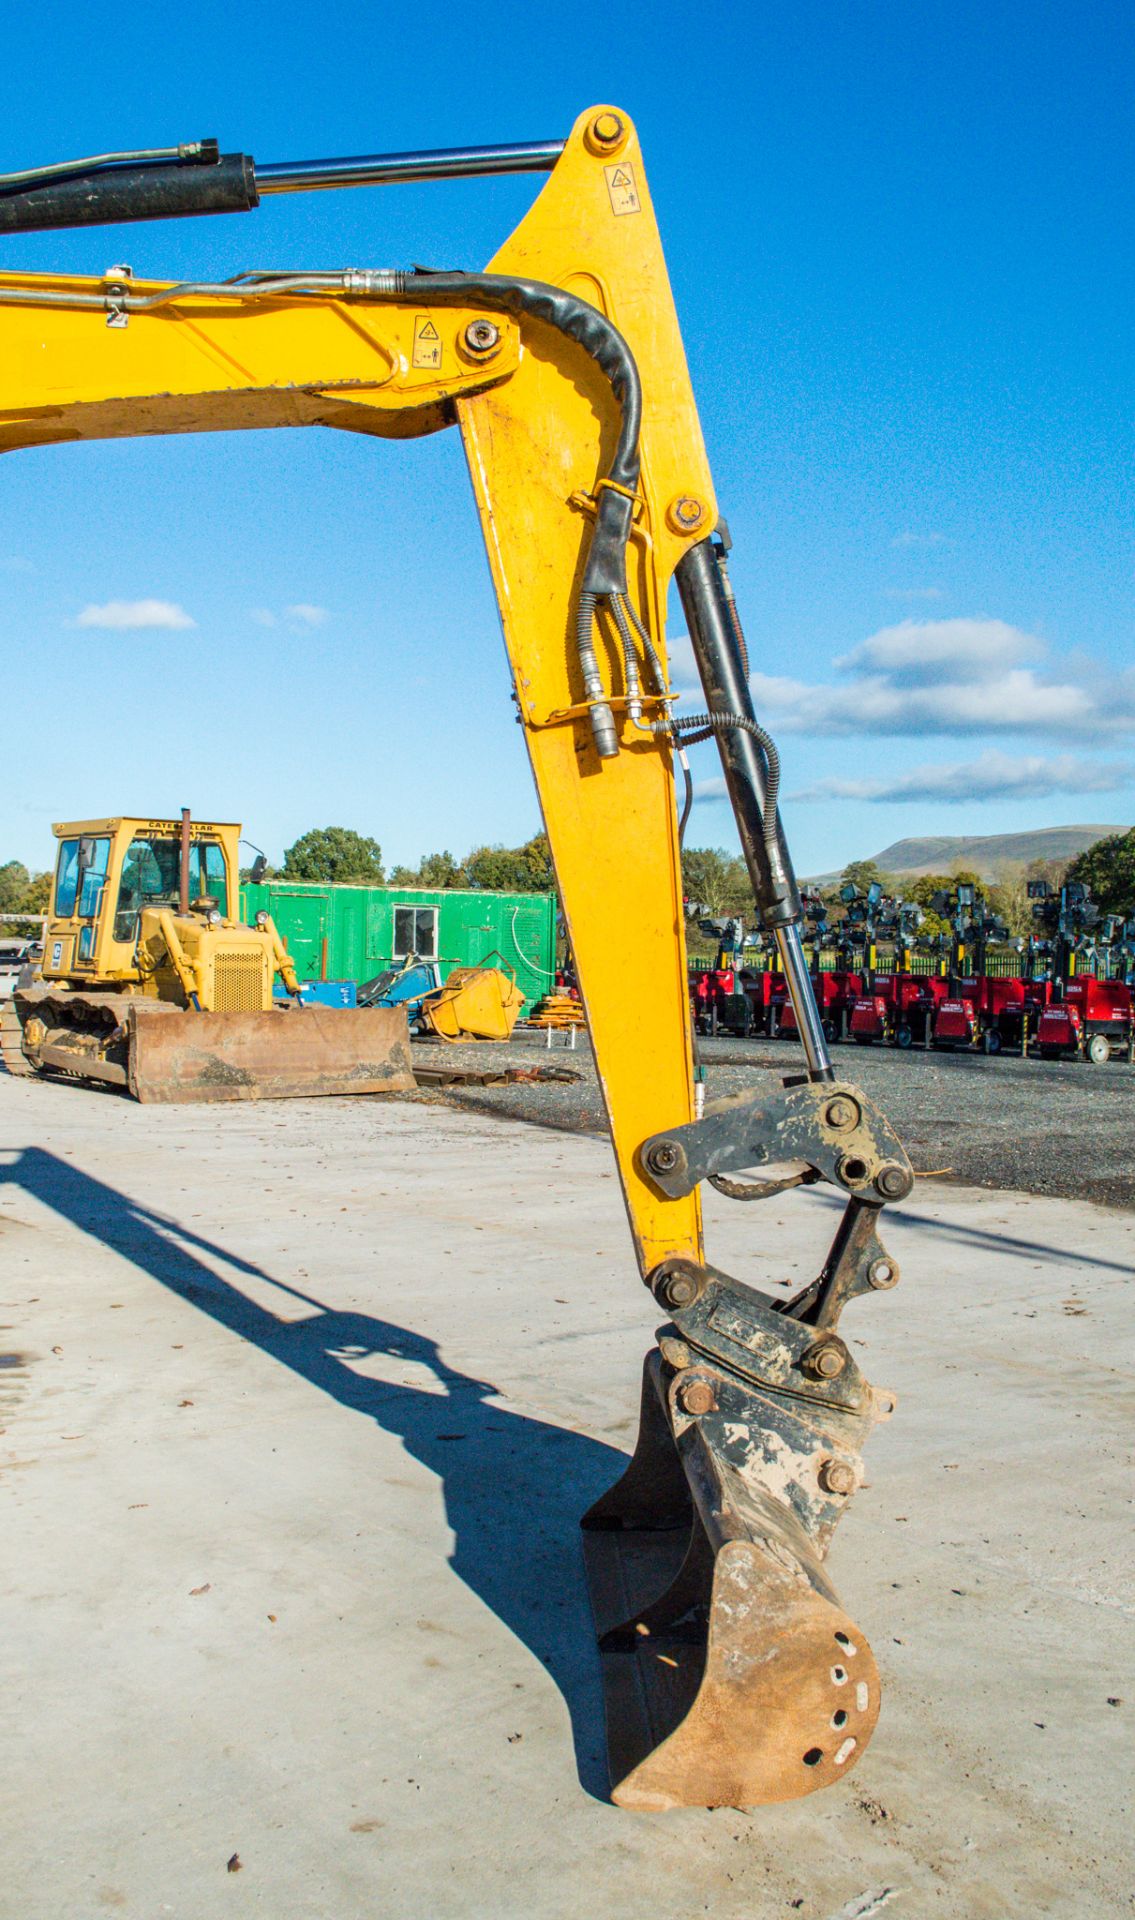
[604,161,641,217]
[412,314,443,370]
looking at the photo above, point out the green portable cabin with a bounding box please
[239,880,557,1014]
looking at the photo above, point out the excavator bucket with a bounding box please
[582,1343,887,1809]
[126,1003,415,1103]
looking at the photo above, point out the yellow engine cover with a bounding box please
[202,940,275,1013]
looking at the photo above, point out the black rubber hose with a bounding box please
[363,270,642,595]
[673,710,782,854]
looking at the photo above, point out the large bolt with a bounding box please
[666,494,709,535]
[802,1339,846,1381]
[818,1458,857,1496]
[824,1096,859,1131]
[462,318,502,358]
[678,1378,716,1417]
[586,110,626,153]
[659,1334,692,1372]
[875,1162,912,1201]
[646,1139,681,1175]
[653,1260,703,1310]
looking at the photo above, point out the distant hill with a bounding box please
[805,824,1127,888]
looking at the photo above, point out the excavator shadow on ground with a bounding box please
[2,1145,619,1800]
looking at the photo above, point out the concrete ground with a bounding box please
[1,1075,1131,1920]
[410,1025,1135,1209]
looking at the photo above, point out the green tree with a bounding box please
[901,868,984,936]
[905,868,982,909]
[418,850,469,889]
[283,827,384,883]
[988,876,1031,938]
[465,834,555,893]
[681,846,751,917]
[1025,854,1072,893]
[388,850,470,888]
[839,859,890,896]
[0,860,31,911]
[1066,828,1135,913]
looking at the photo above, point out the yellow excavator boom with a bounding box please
[0,106,915,1807]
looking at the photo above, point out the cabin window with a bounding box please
[393,905,438,960]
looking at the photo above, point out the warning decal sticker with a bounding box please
[604,162,641,217]
[412,316,443,370]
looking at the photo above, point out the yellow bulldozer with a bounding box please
[2,812,413,1102]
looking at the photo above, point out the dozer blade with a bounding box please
[127,1004,415,1103]
[582,1349,885,1809]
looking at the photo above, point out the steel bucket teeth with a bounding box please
[582,1350,881,1809]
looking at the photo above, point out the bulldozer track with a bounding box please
[0,1000,35,1076]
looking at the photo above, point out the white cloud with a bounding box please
[746,618,1133,738]
[665,632,697,687]
[691,776,729,804]
[834,618,1037,686]
[75,598,195,631]
[251,604,328,630]
[791,750,1135,805]
[891,531,948,550]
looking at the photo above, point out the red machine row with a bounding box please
[689,883,1135,1065]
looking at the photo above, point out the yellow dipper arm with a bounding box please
[0,105,709,1277]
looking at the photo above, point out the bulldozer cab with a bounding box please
[44,816,239,984]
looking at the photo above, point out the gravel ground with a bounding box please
[408,1025,1135,1210]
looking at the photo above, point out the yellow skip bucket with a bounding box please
[421,959,525,1042]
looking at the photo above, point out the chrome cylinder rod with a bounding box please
[255,139,565,195]
[774,921,835,1078]
[675,538,834,1083]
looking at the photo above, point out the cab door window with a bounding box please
[54,839,80,916]
[195,842,229,915]
[76,838,110,917]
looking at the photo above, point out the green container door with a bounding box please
[253,886,329,982]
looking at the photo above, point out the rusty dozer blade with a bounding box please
[582,1267,896,1810]
[127,1003,415,1103]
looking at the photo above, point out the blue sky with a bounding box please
[1,0,1131,879]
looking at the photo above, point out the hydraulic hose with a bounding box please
[0,139,219,193]
[383,270,642,598]
[0,267,641,599]
[607,594,643,727]
[0,261,644,757]
[670,711,782,856]
[576,591,619,758]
